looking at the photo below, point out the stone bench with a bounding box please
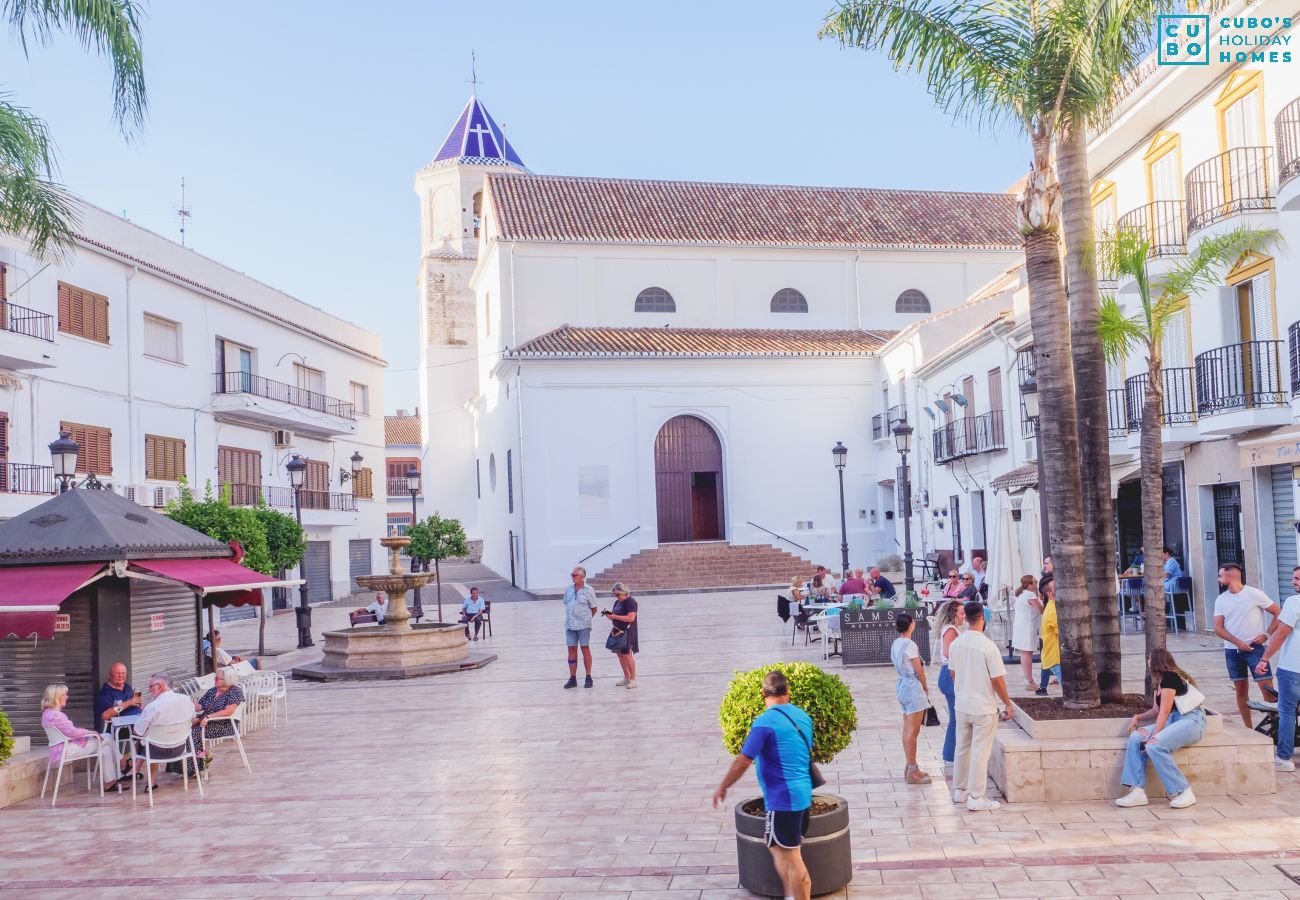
[990,708,1277,803]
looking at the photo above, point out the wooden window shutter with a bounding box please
[62,421,112,475]
[57,282,110,343]
[0,412,6,491]
[354,467,373,499]
[145,435,186,481]
[987,368,1003,413]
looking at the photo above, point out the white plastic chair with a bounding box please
[201,702,251,779]
[239,672,273,733]
[270,671,289,728]
[231,660,256,680]
[194,673,216,695]
[137,719,205,808]
[40,726,103,806]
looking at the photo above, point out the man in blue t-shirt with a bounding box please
[712,670,813,900]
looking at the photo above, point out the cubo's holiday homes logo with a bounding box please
[1159,14,1293,66]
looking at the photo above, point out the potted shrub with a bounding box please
[720,662,857,896]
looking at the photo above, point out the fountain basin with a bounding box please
[292,622,496,681]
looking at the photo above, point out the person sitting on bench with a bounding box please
[365,593,387,624]
[460,587,486,641]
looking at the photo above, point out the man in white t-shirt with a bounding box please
[1256,566,1300,772]
[1212,563,1282,727]
[948,600,1012,812]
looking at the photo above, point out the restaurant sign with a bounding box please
[54,614,70,633]
[150,613,165,632]
[1239,431,1300,468]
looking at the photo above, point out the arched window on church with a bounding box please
[635,287,676,313]
[770,288,808,313]
[895,289,931,314]
[472,192,483,238]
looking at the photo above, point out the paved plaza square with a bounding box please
[3,590,1300,899]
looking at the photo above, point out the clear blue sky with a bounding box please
[4,1,1025,411]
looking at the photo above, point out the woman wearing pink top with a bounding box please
[41,683,127,788]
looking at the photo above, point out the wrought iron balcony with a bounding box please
[1277,98,1300,188]
[1195,340,1286,415]
[932,411,1006,463]
[212,371,356,420]
[871,414,883,440]
[1095,232,1120,288]
[1106,389,1128,438]
[1185,147,1275,232]
[1289,321,1300,395]
[1124,368,1197,430]
[887,404,907,426]
[387,477,421,497]
[263,485,357,512]
[1116,201,1188,258]
[0,463,55,494]
[1016,344,1037,439]
[0,300,54,342]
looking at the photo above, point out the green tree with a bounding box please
[253,503,306,655]
[165,480,271,575]
[405,513,469,623]
[1099,225,1281,671]
[3,0,148,254]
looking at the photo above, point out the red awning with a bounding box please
[127,558,302,595]
[0,562,107,639]
[203,588,263,609]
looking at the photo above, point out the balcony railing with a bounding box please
[932,411,1006,463]
[1277,98,1300,187]
[1016,344,1037,439]
[1116,201,1188,258]
[1106,388,1127,438]
[887,404,907,426]
[387,477,421,497]
[0,462,55,494]
[1124,368,1197,430]
[263,485,357,512]
[1095,233,1119,287]
[1185,147,1275,232]
[871,414,883,440]
[0,300,55,343]
[1289,321,1300,395]
[1195,340,1286,415]
[213,371,356,420]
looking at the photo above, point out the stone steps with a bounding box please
[589,542,817,592]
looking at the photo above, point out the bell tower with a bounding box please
[415,95,527,538]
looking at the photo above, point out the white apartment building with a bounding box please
[0,201,388,616]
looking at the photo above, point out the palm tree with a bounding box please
[1,1,147,254]
[822,0,1112,706]
[1099,225,1281,671]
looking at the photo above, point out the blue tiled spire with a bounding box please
[430,96,526,170]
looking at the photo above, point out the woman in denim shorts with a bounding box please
[892,613,932,785]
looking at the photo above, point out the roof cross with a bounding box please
[467,121,495,157]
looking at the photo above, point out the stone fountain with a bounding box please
[292,536,496,681]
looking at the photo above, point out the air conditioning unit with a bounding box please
[273,429,293,448]
[121,484,152,507]
[152,484,179,507]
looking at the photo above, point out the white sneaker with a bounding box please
[625,679,638,689]
[965,796,1000,812]
[1276,757,1295,772]
[1114,787,1149,808]
[614,679,629,687]
[1168,788,1197,809]
[952,788,967,804]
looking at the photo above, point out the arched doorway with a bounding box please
[655,415,724,542]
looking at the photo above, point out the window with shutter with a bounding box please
[386,457,420,496]
[304,459,330,509]
[1161,306,1191,369]
[57,282,110,343]
[353,467,373,499]
[218,446,262,506]
[0,412,7,492]
[61,421,112,475]
[145,435,186,481]
[143,314,183,363]
[987,368,1003,412]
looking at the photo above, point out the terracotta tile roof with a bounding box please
[990,462,1038,491]
[507,325,896,359]
[486,174,1020,250]
[385,415,422,445]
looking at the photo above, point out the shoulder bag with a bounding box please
[771,706,826,789]
[605,624,629,652]
[1174,681,1206,714]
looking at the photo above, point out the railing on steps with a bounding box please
[577,525,641,567]
[745,521,809,553]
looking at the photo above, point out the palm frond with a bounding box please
[1160,225,1285,301]
[1098,294,1144,365]
[4,0,147,135]
[0,98,77,255]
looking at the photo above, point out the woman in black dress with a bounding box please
[603,582,639,690]
[169,666,244,776]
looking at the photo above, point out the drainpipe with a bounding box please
[513,365,527,589]
[125,266,138,482]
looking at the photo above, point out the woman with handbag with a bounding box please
[891,613,932,785]
[934,599,966,765]
[602,582,639,690]
[1115,648,1207,809]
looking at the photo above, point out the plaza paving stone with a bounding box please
[3,589,1300,898]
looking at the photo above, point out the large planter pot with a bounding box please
[838,608,930,667]
[734,794,852,896]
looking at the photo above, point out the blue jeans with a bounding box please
[938,665,956,762]
[1039,664,1060,690]
[1120,706,1207,796]
[1277,667,1300,761]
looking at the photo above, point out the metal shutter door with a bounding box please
[1273,465,1298,602]
[130,582,200,682]
[349,539,372,593]
[0,592,93,740]
[305,541,333,604]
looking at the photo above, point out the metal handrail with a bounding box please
[1116,201,1188,258]
[746,521,810,554]
[213,371,356,420]
[0,300,55,342]
[1185,146,1275,232]
[1195,339,1286,415]
[577,525,641,566]
[1277,97,1300,187]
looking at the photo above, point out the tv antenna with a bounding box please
[467,50,484,94]
[175,177,192,247]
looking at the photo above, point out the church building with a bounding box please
[417,95,1023,593]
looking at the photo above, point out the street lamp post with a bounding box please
[893,421,916,596]
[832,442,849,579]
[286,454,313,649]
[48,430,79,493]
[1021,375,1051,560]
[406,465,424,614]
[347,451,363,491]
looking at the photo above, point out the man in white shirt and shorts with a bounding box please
[1213,563,1281,727]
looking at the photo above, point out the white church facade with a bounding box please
[417,95,1023,593]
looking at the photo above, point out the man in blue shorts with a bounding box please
[1213,563,1281,727]
[712,670,812,900]
[563,565,598,689]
